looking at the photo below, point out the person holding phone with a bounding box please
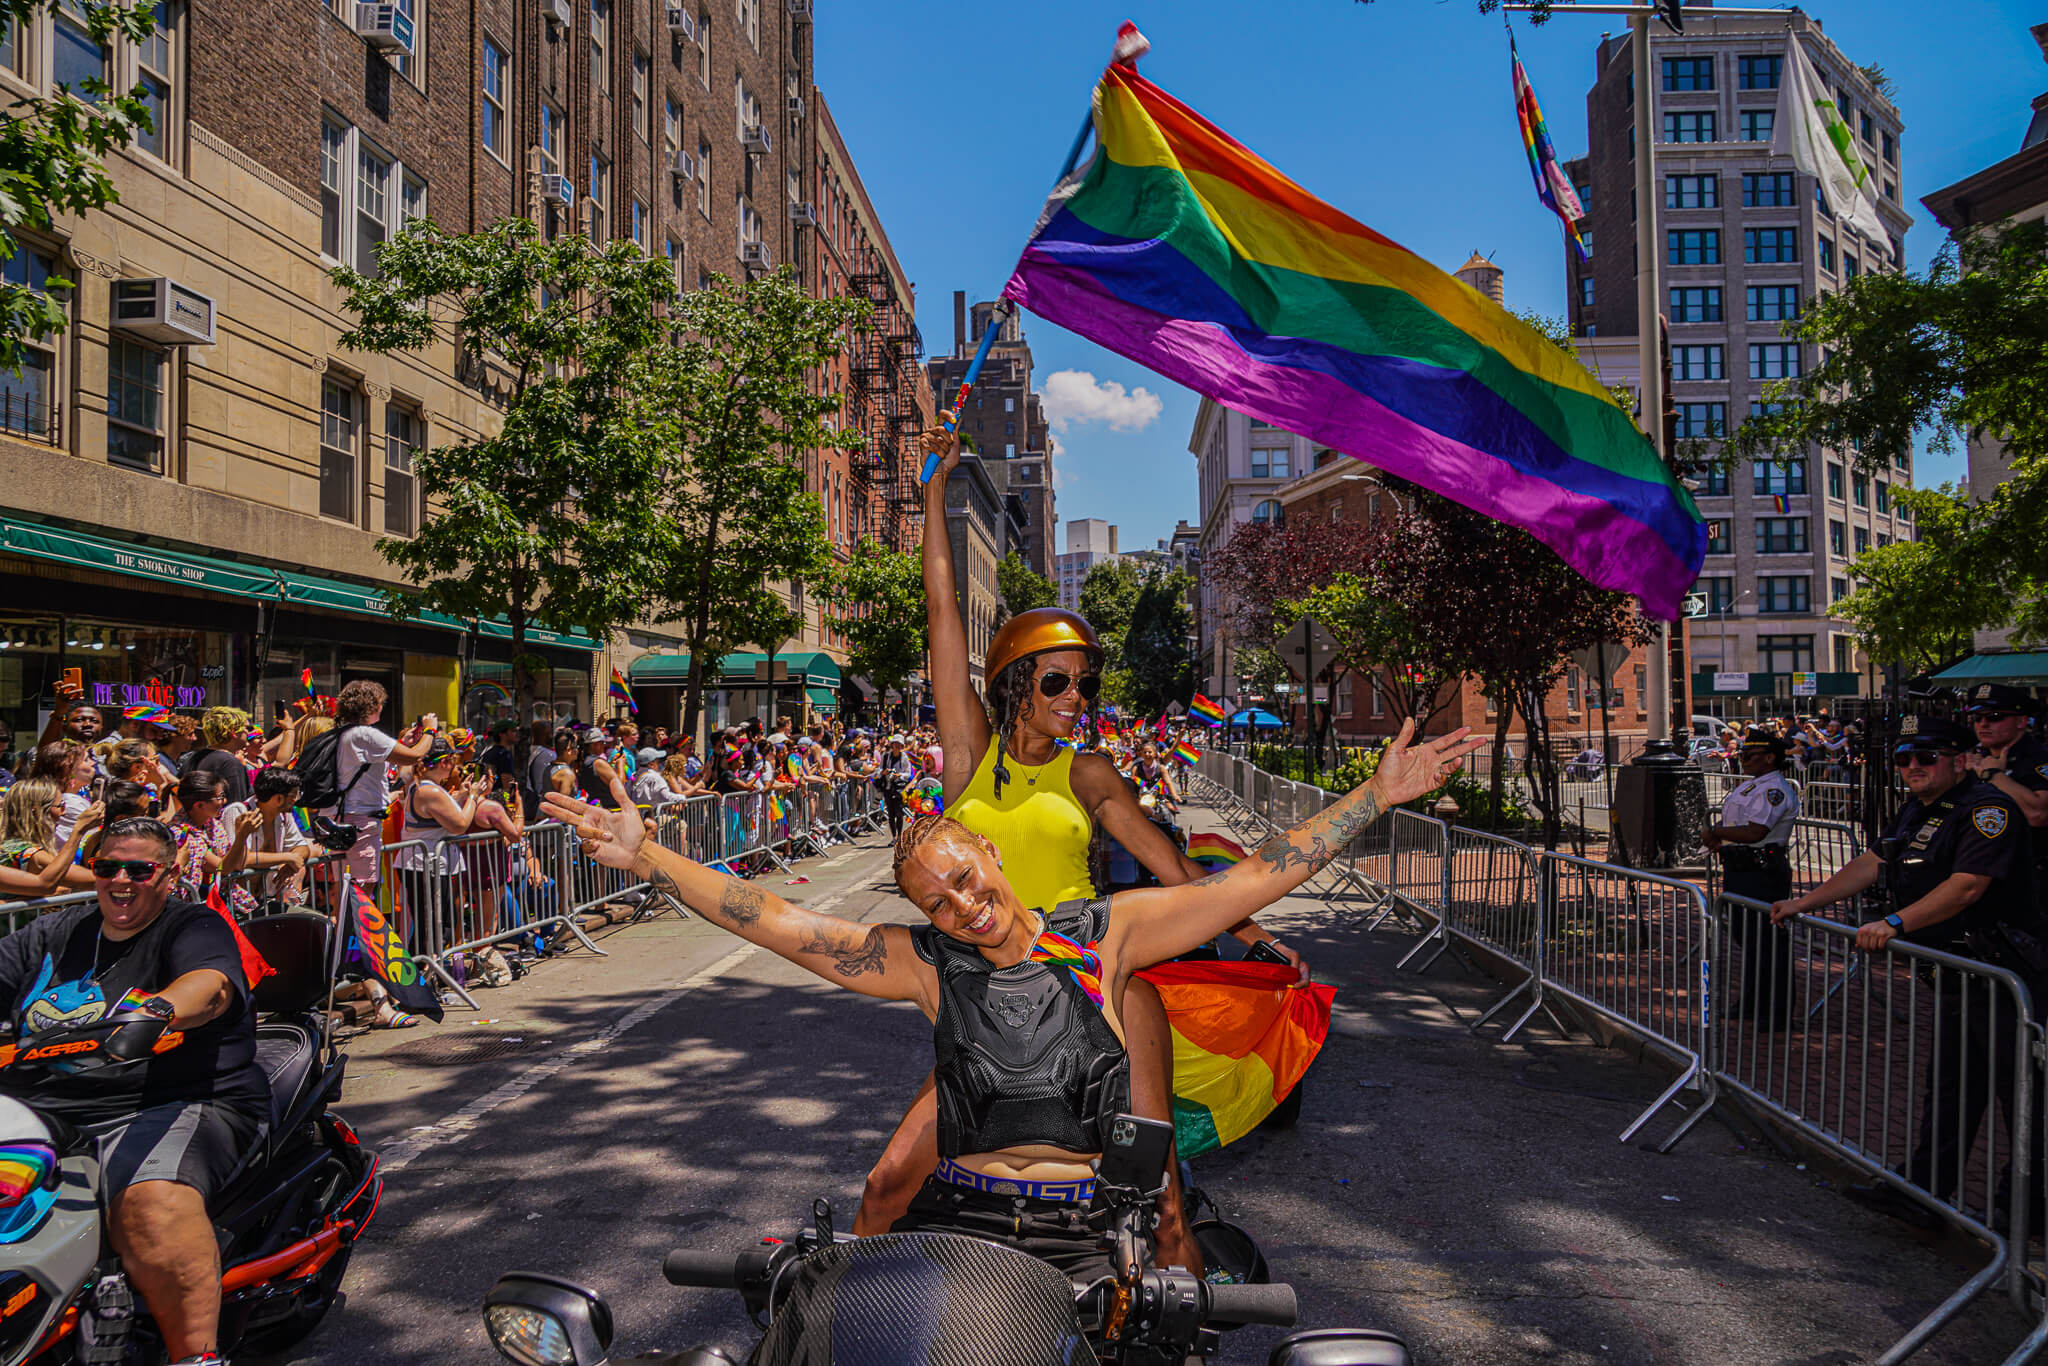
[37,672,107,748]
[326,681,440,893]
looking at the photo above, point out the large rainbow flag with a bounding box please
[1187,831,1246,870]
[1000,28,1706,619]
[1189,694,1226,726]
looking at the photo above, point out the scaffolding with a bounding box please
[845,256,924,550]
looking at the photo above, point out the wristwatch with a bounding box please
[134,994,175,1022]
[1884,913,1904,931]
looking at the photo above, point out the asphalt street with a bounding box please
[263,807,2037,1366]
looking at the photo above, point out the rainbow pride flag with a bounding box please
[1172,742,1201,765]
[608,666,637,714]
[1512,35,1588,262]
[1186,832,1246,870]
[1189,694,1226,726]
[1001,32,1706,619]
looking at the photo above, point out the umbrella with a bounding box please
[1230,709,1284,728]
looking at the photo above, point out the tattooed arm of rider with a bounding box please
[1104,719,1485,971]
[542,776,926,1006]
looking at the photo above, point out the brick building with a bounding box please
[927,296,1055,581]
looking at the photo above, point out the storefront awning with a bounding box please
[473,618,602,652]
[628,650,841,684]
[805,685,839,711]
[1930,651,2048,684]
[274,569,469,633]
[0,515,280,599]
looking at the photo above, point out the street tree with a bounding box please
[650,267,865,739]
[1119,568,1197,717]
[1078,559,1144,667]
[1732,220,2048,649]
[823,537,927,707]
[333,217,676,730]
[996,551,1058,616]
[1833,486,2008,676]
[0,0,158,374]
[1201,516,1377,655]
[1278,567,1461,731]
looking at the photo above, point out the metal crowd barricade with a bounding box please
[1713,893,2035,1366]
[0,889,96,933]
[1538,852,1717,1150]
[1789,816,1862,896]
[422,822,609,992]
[1802,780,1856,824]
[1435,828,1550,1040]
[1390,810,1452,970]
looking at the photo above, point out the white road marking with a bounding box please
[380,888,854,1174]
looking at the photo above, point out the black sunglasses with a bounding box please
[1892,749,1953,769]
[90,858,165,882]
[1038,671,1102,702]
[1971,711,2018,722]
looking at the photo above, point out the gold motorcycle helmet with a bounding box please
[984,608,1104,681]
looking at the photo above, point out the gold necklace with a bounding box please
[1008,745,1058,787]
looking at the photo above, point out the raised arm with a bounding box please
[916,415,994,802]
[543,777,928,1006]
[1104,720,1483,970]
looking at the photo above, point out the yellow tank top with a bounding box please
[950,741,1095,914]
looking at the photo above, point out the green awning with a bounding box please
[1931,651,2048,684]
[804,685,839,711]
[274,569,470,632]
[0,515,279,599]
[474,618,603,652]
[628,653,703,682]
[628,651,838,684]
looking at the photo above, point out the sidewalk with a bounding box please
[1178,800,2034,1365]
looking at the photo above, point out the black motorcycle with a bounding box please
[482,1113,1407,1366]
[0,911,378,1365]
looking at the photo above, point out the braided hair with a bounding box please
[983,655,1040,800]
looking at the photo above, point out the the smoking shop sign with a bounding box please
[91,678,207,709]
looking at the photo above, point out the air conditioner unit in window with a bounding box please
[739,242,771,269]
[742,123,772,155]
[544,0,571,30]
[352,1,415,51]
[665,5,697,39]
[671,149,698,183]
[111,277,216,346]
[539,173,575,206]
[788,201,818,227]
[787,94,805,119]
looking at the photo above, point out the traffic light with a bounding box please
[1655,0,1685,34]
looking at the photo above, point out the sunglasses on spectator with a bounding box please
[90,859,164,881]
[1038,671,1102,701]
[1891,749,1955,769]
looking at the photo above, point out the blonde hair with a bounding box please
[663,753,693,783]
[891,813,982,890]
[0,779,62,852]
[104,738,159,782]
[201,706,252,749]
[301,717,336,742]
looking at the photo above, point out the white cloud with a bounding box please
[1041,369,1164,433]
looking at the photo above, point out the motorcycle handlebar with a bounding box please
[662,1249,744,1289]
[1203,1281,1298,1327]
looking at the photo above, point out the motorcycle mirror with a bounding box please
[1267,1328,1413,1366]
[483,1273,615,1366]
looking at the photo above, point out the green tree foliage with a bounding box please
[649,267,865,737]
[0,0,158,373]
[1833,487,2008,676]
[823,537,927,701]
[333,218,677,725]
[1078,559,1144,667]
[1732,221,2048,653]
[1118,568,1197,717]
[996,551,1058,615]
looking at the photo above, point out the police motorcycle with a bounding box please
[482,1113,1409,1366]
[0,912,378,1364]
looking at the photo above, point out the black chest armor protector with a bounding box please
[912,897,1131,1159]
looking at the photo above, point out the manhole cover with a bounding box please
[380,1034,553,1066]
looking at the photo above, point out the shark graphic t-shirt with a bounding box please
[0,901,268,1124]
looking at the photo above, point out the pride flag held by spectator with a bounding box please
[1186,832,1246,870]
[347,882,443,1022]
[1189,694,1226,726]
[608,667,637,715]
[1172,742,1201,765]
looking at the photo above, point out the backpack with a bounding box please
[294,724,371,810]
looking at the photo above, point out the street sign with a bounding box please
[1567,637,1630,684]
[1712,671,1750,692]
[1277,616,1339,684]
[1682,593,1708,619]
[1791,671,1818,697]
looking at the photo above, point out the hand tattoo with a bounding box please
[799,923,888,978]
[714,880,765,928]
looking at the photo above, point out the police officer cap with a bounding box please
[1964,682,2031,715]
[1739,727,1787,756]
[1895,714,1972,752]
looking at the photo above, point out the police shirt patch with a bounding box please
[1974,805,2010,839]
[1767,788,1784,806]
[2037,764,2048,782]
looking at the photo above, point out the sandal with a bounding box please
[374,1003,422,1029]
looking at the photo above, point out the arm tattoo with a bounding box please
[1326,791,1385,848]
[1191,870,1230,888]
[1255,835,1330,875]
[713,880,765,928]
[799,923,888,978]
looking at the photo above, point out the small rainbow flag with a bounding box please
[1189,694,1226,726]
[122,703,174,725]
[608,666,637,714]
[300,666,315,696]
[1771,493,1791,514]
[1187,831,1246,870]
[1100,721,1121,741]
[1172,742,1201,765]
[767,793,786,823]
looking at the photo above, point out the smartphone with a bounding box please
[1246,940,1293,968]
[273,699,290,722]
[59,668,82,695]
[89,775,106,801]
[1096,1113,1176,1195]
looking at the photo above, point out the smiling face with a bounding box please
[94,833,174,939]
[1025,649,1096,742]
[896,825,1026,949]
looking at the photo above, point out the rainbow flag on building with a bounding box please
[1770,492,1791,514]
[1189,694,1226,726]
[608,666,637,714]
[1000,28,1706,619]
[1186,831,1246,870]
[1512,35,1588,262]
[1172,742,1201,765]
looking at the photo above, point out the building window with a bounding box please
[1826,463,1844,500]
[736,191,759,256]
[588,152,608,241]
[1881,129,1895,164]
[1706,520,1731,555]
[0,249,57,437]
[1676,402,1725,439]
[632,49,649,140]
[385,403,419,536]
[735,0,757,47]
[1251,499,1283,525]
[1744,227,1798,263]
[1741,172,1795,208]
[1697,464,1730,496]
[1737,109,1774,142]
[1668,286,1721,323]
[1752,458,1806,495]
[133,0,174,161]
[319,377,357,523]
[356,141,392,277]
[1829,519,1845,556]
[1577,275,1594,308]
[1859,110,1874,143]
[630,199,645,249]
[105,335,165,471]
[1250,446,1290,479]
[1749,343,1801,380]
[1747,284,1799,322]
[386,0,419,82]
[1662,56,1713,90]
[589,0,608,91]
[1844,251,1859,280]
[1666,229,1719,265]
[1671,345,1723,381]
[1830,577,1849,605]
[1664,173,1717,209]
[1817,234,1835,273]
[1854,525,1870,555]
[1663,110,1715,143]
[481,38,508,162]
[1737,54,1781,89]
[697,139,711,215]
[52,0,107,97]
[1875,481,1889,514]
[1755,517,1808,554]
[319,117,347,259]
[696,7,710,86]
[1758,634,1814,673]
[1698,576,1734,614]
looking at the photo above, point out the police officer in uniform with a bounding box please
[1965,682,2048,899]
[1703,728,1799,1025]
[1771,714,2043,1226]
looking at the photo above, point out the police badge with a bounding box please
[1974,805,2009,839]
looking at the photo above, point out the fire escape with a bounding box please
[845,254,923,551]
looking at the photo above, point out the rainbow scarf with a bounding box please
[1189,694,1225,726]
[1029,918,1334,1157]
[1186,832,1245,871]
[1001,36,1705,619]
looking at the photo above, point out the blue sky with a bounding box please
[815,1,2044,552]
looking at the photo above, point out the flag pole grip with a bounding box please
[920,301,1011,485]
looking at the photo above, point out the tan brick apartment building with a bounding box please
[0,0,921,738]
